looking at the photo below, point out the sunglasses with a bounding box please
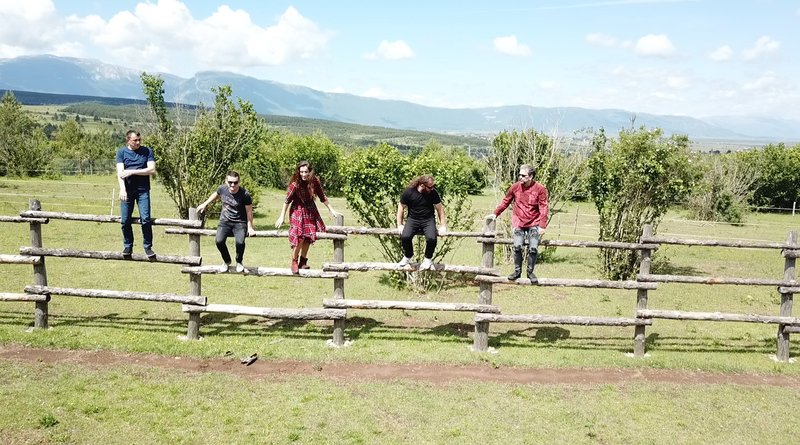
[519,173,529,177]
[227,180,239,185]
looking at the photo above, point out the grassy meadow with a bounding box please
[2,174,800,444]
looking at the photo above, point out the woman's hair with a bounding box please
[290,160,318,198]
[407,175,434,189]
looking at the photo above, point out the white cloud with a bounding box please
[363,40,414,60]
[742,36,779,61]
[539,81,561,90]
[362,87,386,98]
[708,45,733,62]
[493,35,531,57]
[666,76,689,89]
[633,34,677,57]
[55,2,330,75]
[0,0,67,58]
[742,72,778,92]
[585,33,618,47]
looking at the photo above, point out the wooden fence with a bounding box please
[1,199,799,362]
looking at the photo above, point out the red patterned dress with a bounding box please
[285,178,327,248]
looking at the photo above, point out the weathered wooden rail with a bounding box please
[2,198,800,363]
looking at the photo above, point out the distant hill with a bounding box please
[2,54,798,141]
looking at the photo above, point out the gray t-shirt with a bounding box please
[216,185,252,223]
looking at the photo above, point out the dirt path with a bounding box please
[2,344,799,387]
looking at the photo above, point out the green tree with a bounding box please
[250,130,344,194]
[588,127,694,279]
[687,153,755,224]
[486,128,588,260]
[140,73,266,220]
[341,142,478,290]
[0,92,51,176]
[736,143,800,209]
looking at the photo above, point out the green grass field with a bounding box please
[2,175,800,444]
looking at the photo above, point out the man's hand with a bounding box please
[537,226,546,236]
[397,224,404,235]
[331,210,342,219]
[485,214,496,221]
[119,190,128,202]
[247,227,256,237]
[274,217,284,228]
[196,203,207,214]
[118,170,132,179]
[438,225,447,236]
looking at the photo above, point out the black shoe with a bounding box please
[527,271,538,284]
[144,247,156,258]
[507,270,521,280]
[122,246,133,258]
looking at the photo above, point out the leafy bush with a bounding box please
[588,127,694,279]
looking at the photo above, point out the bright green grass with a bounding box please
[1,175,800,375]
[2,360,799,445]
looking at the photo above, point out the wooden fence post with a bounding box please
[776,230,797,361]
[186,207,202,340]
[473,217,496,352]
[634,223,653,357]
[29,199,48,329]
[331,214,346,346]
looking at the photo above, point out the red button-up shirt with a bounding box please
[493,181,549,229]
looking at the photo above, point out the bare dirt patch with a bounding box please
[2,344,799,387]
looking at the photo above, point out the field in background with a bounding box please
[2,175,800,443]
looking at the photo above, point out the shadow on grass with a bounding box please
[651,258,704,276]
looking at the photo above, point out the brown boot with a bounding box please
[299,256,310,269]
[291,258,299,274]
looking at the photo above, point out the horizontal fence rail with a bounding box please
[20,246,202,266]
[25,285,207,305]
[20,210,201,228]
[476,313,653,326]
[323,298,500,313]
[637,274,793,286]
[322,262,499,275]
[637,309,800,325]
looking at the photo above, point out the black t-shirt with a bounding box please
[216,185,252,223]
[400,186,441,220]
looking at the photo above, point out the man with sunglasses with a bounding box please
[197,171,256,273]
[396,175,447,271]
[486,164,549,282]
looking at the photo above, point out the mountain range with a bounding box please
[1,54,798,142]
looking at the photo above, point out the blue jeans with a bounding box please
[120,190,152,249]
[512,226,541,254]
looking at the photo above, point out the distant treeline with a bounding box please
[8,89,492,152]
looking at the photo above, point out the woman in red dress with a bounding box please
[275,160,341,274]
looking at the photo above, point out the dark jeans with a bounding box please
[401,217,437,259]
[216,220,247,264]
[120,189,152,249]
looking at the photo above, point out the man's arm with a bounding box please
[435,203,447,235]
[246,204,256,236]
[119,160,156,179]
[116,162,127,201]
[396,202,406,232]
[537,185,550,233]
[196,191,219,214]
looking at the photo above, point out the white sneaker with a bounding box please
[236,262,245,273]
[219,263,230,273]
[420,257,434,270]
[398,256,412,267]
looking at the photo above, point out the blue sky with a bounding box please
[1,0,798,119]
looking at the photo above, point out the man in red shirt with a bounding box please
[487,164,549,282]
